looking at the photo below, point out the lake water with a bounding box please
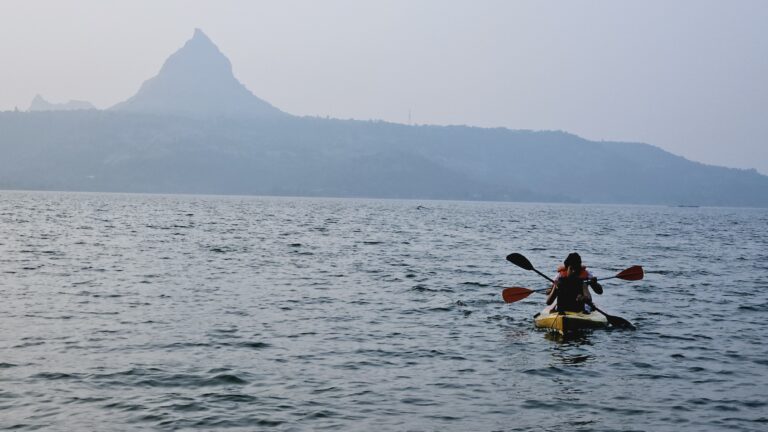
[1,191,766,431]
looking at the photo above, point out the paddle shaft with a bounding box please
[589,303,611,319]
[532,268,555,284]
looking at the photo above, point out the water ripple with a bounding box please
[0,192,766,431]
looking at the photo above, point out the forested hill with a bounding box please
[1,110,766,207]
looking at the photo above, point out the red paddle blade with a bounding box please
[502,287,535,303]
[616,265,644,281]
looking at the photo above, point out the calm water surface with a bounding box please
[0,191,766,431]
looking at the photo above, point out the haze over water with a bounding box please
[1,191,766,431]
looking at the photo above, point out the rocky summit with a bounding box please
[28,94,95,111]
[110,29,284,118]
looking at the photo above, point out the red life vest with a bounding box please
[557,265,589,279]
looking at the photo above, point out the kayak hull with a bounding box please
[534,305,608,334]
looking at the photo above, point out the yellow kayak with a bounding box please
[533,304,608,334]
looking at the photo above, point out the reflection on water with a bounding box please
[543,330,594,345]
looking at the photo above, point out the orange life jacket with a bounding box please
[557,265,589,279]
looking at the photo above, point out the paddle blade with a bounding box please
[606,315,636,330]
[506,253,533,271]
[502,287,535,303]
[616,265,644,281]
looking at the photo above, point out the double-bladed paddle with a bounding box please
[500,266,644,304]
[503,253,639,329]
[500,265,639,304]
[505,253,644,283]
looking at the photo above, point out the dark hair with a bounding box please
[564,252,582,268]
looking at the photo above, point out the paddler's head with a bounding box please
[564,252,582,278]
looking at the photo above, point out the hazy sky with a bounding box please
[2,0,766,173]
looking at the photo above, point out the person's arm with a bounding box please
[546,283,558,305]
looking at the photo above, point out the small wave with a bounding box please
[135,373,249,388]
[521,399,572,409]
[201,393,258,403]
[603,406,655,415]
[522,366,565,377]
[204,375,248,386]
[658,334,698,342]
[156,342,214,350]
[161,402,207,413]
[633,373,683,380]
[299,409,338,420]
[65,396,110,404]
[13,341,46,348]
[311,386,339,395]
[32,372,82,380]
[210,418,283,427]
[400,397,438,407]
[560,355,593,365]
[102,401,147,412]
[460,281,489,287]
[486,314,514,322]
[286,331,318,338]
[738,303,767,312]
[409,284,452,293]
[426,414,462,422]
[231,341,271,350]
[207,245,247,253]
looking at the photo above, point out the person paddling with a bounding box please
[546,252,603,313]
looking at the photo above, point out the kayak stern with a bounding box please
[534,305,609,334]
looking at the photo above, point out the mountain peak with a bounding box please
[29,94,95,111]
[192,28,210,42]
[111,29,284,118]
